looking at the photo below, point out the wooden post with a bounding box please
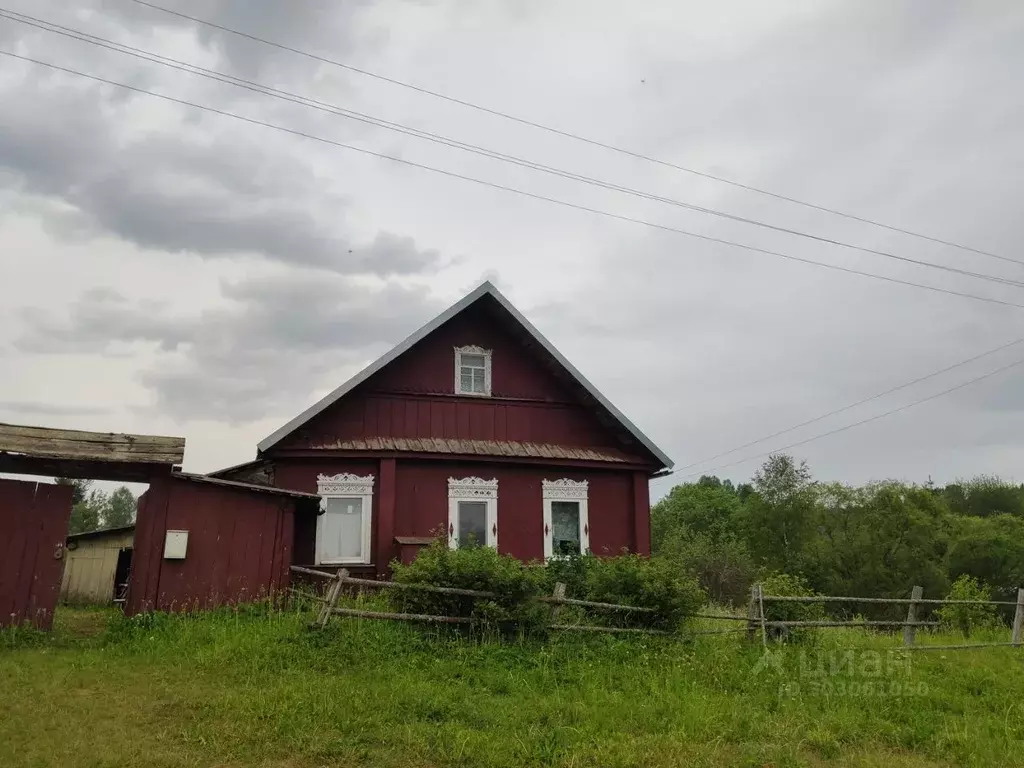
[903,585,923,647]
[318,569,347,628]
[758,584,768,647]
[549,582,567,626]
[1012,587,1024,647]
[747,584,760,642]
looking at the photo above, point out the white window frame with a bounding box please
[448,476,498,550]
[454,345,492,397]
[542,479,589,560]
[316,472,374,565]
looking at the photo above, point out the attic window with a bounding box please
[454,346,492,396]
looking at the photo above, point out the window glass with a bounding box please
[460,354,485,369]
[551,501,581,556]
[321,497,363,560]
[457,500,488,548]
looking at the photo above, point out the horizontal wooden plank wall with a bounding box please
[0,423,185,464]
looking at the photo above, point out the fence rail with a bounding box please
[290,566,664,636]
[752,583,1024,650]
[289,567,1024,649]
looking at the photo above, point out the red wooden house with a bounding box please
[212,282,672,578]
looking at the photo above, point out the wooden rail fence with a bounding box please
[290,565,675,636]
[749,583,1024,650]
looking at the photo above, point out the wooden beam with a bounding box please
[0,423,184,465]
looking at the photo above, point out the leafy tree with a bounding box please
[801,481,951,609]
[946,514,1024,601]
[741,454,817,572]
[104,486,137,527]
[55,477,91,506]
[943,476,1024,518]
[67,490,107,535]
[651,481,743,550]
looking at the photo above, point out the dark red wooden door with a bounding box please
[0,479,73,630]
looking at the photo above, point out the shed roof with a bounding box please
[257,282,672,469]
[172,471,321,500]
[66,524,135,542]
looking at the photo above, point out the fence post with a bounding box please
[903,585,923,647]
[747,583,761,643]
[549,582,567,626]
[1012,587,1024,647]
[318,568,347,628]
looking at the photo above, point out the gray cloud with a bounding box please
[18,274,445,422]
[0,401,112,417]
[4,0,1024,488]
[0,72,439,274]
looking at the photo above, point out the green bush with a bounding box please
[390,541,548,636]
[759,572,824,643]
[936,575,1000,638]
[659,529,757,607]
[533,553,594,598]
[583,554,705,630]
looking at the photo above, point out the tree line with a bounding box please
[55,478,138,535]
[651,454,1024,612]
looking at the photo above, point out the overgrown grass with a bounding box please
[1,604,1022,767]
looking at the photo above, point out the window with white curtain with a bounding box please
[316,473,374,564]
[542,479,589,559]
[448,476,498,549]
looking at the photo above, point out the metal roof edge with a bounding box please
[256,281,673,469]
[173,471,321,500]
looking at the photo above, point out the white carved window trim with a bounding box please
[315,473,374,565]
[542,479,589,560]
[447,476,498,550]
[454,345,492,397]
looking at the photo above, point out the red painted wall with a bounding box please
[394,461,638,561]
[272,457,646,573]
[0,479,73,629]
[126,476,297,614]
[277,303,644,460]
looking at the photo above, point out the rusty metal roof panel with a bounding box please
[309,437,628,462]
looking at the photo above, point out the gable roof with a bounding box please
[257,282,672,469]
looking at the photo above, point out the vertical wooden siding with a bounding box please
[126,476,296,614]
[60,529,134,604]
[0,478,73,629]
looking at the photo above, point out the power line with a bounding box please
[5,48,1024,312]
[125,0,1019,268]
[9,8,1023,291]
[677,335,1024,471]
[678,353,1024,480]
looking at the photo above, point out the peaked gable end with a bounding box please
[259,283,672,470]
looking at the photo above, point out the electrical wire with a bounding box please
[677,353,1024,479]
[677,335,1024,471]
[124,0,1021,268]
[4,48,1024,313]
[8,8,1023,291]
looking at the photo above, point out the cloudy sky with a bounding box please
[2,0,1024,496]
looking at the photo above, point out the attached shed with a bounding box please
[126,473,321,614]
[60,525,135,605]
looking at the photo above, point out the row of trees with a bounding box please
[55,478,138,535]
[652,455,1024,610]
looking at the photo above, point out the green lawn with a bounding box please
[1,605,1021,767]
